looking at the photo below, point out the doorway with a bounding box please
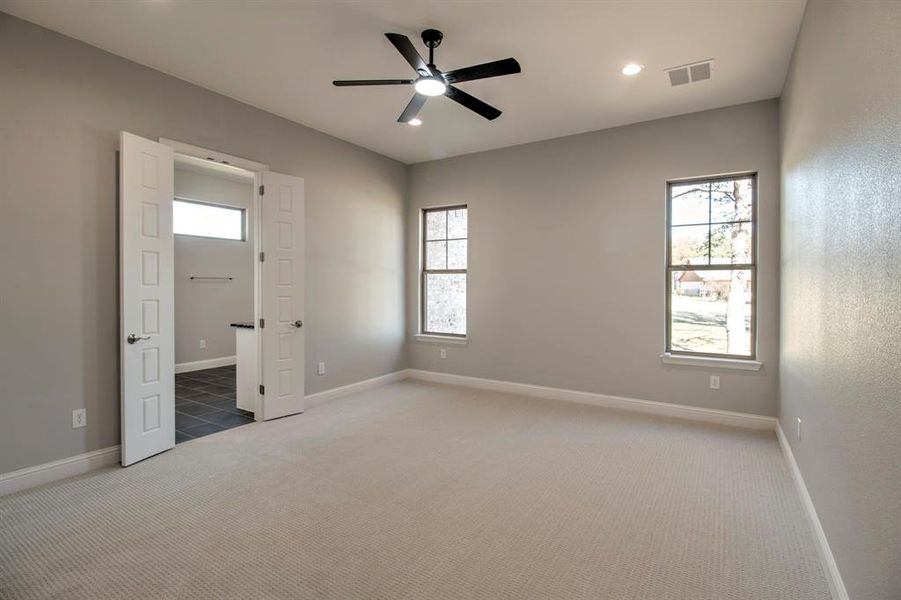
[119,132,306,466]
[171,156,256,442]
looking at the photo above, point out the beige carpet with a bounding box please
[1,380,830,599]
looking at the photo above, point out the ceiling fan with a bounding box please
[333,29,521,123]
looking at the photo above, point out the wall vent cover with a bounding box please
[665,59,714,86]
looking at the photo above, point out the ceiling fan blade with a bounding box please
[398,94,427,123]
[443,58,521,84]
[444,86,502,120]
[333,79,413,86]
[385,33,433,76]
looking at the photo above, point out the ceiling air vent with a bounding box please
[665,59,714,86]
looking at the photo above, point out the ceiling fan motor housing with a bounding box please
[421,29,443,48]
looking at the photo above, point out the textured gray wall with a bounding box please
[779,1,901,599]
[407,100,781,416]
[173,167,254,365]
[0,14,406,474]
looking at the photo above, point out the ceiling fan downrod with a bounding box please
[421,28,443,71]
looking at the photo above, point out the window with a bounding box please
[421,206,467,336]
[666,174,756,358]
[173,198,245,241]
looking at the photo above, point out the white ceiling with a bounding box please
[1,0,806,164]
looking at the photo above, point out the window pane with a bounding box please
[670,225,709,266]
[426,241,446,270]
[670,269,752,356]
[425,273,466,335]
[174,200,243,240]
[710,222,752,265]
[671,185,709,225]
[447,208,467,239]
[425,210,447,241]
[447,240,467,269]
[711,177,753,222]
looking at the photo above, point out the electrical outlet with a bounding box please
[199,339,206,349]
[709,375,720,390]
[318,361,326,376]
[440,348,447,359]
[72,408,86,429]
[797,417,802,440]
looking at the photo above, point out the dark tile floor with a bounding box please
[175,365,254,443]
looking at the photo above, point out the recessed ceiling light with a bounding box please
[414,76,448,97]
[408,118,422,126]
[621,63,643,76]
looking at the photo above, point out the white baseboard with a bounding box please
[405,369,776,431]
[0,445,120,497]
[175,356,236,374]
[304,370,408,410]
[776,424,848,600]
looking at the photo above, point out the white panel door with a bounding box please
[259,172,305,420]
[119,132,175,466]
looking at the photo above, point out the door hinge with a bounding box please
[259,384,265,395]
[259,251,265,262]
[259,184,265,196]
[259,318,265,328]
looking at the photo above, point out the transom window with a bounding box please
[422,206,467,336]
[666,174,756,358]
[173,198,245,241]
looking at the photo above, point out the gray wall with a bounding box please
[173,167,254,365]
[779,1,901,598]
[0,13,406,474]
[406,100,781,416]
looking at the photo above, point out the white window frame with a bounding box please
[419,205,468,340]
[663,172,760,367]
[173,197,247,242]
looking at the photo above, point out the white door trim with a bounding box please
[158,138,269,172]
[159,138,269,420]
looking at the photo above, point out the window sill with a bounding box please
[659,353,762,371]
[414,334,468,347]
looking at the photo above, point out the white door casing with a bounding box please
[119,132,175,466]
[258,172,305,420]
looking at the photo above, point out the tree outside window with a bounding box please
[667,175,756,358]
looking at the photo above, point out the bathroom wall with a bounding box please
[173,166,254,366]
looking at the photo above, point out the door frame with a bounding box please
[159,138,269,420]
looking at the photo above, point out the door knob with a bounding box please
[292,320,303,328]
[127,333,151,344]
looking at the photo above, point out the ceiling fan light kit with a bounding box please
[333,29,521,124]
[414,76,447,97]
